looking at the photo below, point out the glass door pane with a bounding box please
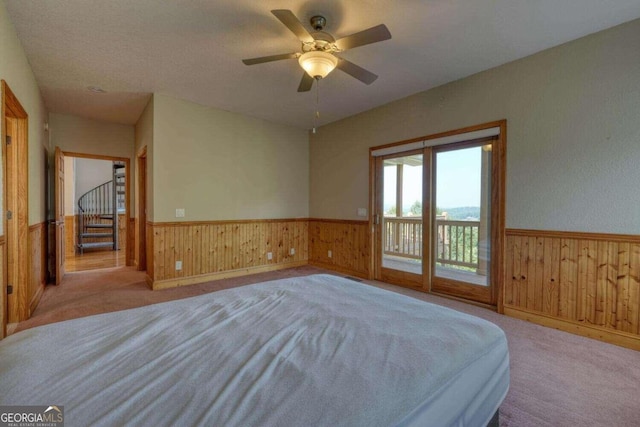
[382,154,423,275]
[433,144,491,287]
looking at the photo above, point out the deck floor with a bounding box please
[383,255,488,286]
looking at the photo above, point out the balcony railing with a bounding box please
[383,217,483,272]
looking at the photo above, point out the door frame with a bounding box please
[54,147,65,285]
[370,120,506,310]
[136,146,147,271]
[60,151,132,269]
[2,80,29,335]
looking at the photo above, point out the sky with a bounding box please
[384,146,484,211]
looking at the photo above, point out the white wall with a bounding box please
[74,158,112,208]
[152,94,309,222]
[63,158,75,215]
[0,0,49,227]
[310,18,640,235]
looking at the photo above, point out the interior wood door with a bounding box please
[54,147,65,285]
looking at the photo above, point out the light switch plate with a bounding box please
[357,208,367,217]
[175,208,185,218]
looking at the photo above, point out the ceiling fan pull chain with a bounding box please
[313,77,320,133]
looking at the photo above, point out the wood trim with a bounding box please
[152,261,307,290]
[151,218,310,226]
[61,151,128,162]
[0,238,5,339]
[2,80,27,118]
[506,228,640,244]
[504,305,640,351]
[308,218,368,225]
[3,80,29,326]
[28,223,44,232]
[369,119,507,153]
[136,146,147,271]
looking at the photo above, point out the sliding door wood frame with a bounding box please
[370,120,506,312]
[374,149,426,290]
[430,136,497,305]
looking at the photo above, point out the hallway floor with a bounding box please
[65,248,126,272]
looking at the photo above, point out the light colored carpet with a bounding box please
[16,266,640,426]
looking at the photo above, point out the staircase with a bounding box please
[77,162,125,253]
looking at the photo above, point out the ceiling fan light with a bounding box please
[299,51,338,79]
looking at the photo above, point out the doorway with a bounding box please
[58,152,130,274]
[372,122,506,306]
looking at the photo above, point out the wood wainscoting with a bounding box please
[308,219,372,279]
[147,219,309,290]
[27,222,47,318]
[64,216,75,258]
[504,229,640,350]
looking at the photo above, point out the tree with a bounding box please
[409,200,422,216]
[386,205,396,216]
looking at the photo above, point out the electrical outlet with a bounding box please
[175,260,182,271]
[175,208,185,218]
[290,248,295,256]
[267,252,273,260]
[328,250,332,258]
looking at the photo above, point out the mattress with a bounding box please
[0,274,509,426]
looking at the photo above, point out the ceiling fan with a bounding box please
[242,10,391,92]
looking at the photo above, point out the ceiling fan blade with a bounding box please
[336,58,378,85]
[297,73,314,92]
[242,52,298,65]
[335,24,391,51]
[271,9,315,43]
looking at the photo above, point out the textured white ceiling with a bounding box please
[6,0,640,128]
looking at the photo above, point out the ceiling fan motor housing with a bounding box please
[310,15,326,31]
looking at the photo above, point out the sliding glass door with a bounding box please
[373,126,504,305]
[375,150,427,288]
[430,140,493,303]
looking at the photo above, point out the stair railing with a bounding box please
[77,180,114,253]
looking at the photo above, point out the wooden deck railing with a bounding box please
[384,217,482,271]
[384,217,422,259]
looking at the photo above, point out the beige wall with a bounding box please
[134,97,154,221]
[310,19,640,235]
[49,113,135,216]
[152,94,309,222]
[0,1,49,227]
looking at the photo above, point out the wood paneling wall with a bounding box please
[28,223,47,316]
[64,216,75,258]
[504,229,640,350]
[147,219,308,290]
[308,219,371,279]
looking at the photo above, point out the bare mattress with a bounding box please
[0,274,509,426]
